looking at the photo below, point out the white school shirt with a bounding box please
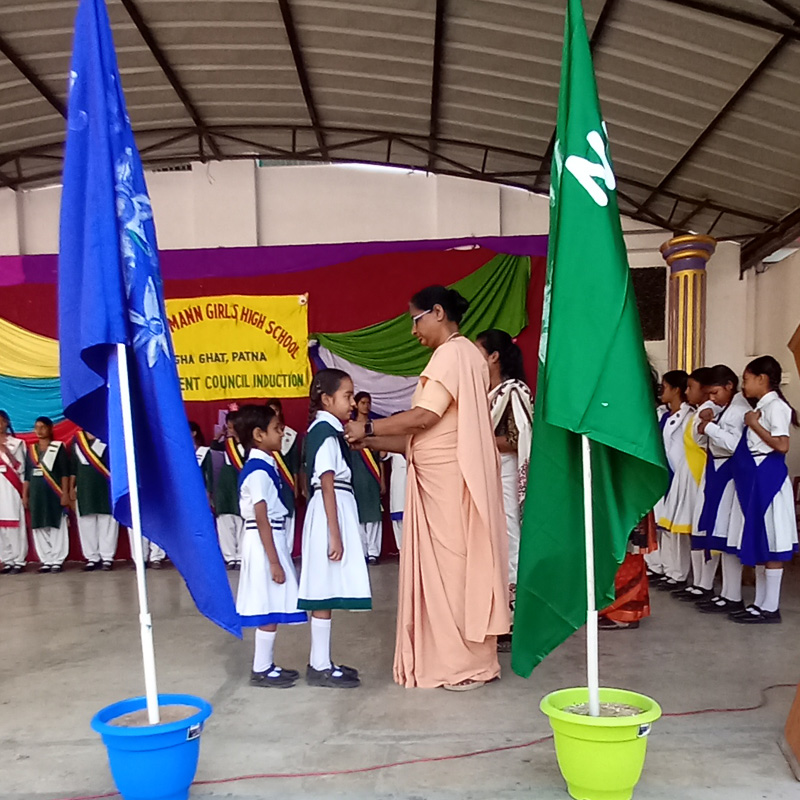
[691,400,722,448]
[308,411,353,490]
[704,393,751,459]
[386,452,407,515]
[0,437,26,480]
[661,403,693,471]
[195,445,210,466]
[239,450,288,525]
[748,391,791,461]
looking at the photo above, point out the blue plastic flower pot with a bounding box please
[91,694,212,800]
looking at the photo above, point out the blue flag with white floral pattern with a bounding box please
[58,0,241,637]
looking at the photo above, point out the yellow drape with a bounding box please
[0,316,59,379]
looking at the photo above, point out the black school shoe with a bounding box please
[656,578,686,592]
[250,665,297,688]
[696,596,744,614]
[101,561,113,571]
[38,564,51,573]
[306,664,361,688]
[83,561,99,572]
[11,565,24,574]
[732,607,781,625]
[50,565,63,573]
[729,604,760,620]
[674,586,711,602]
[0,565,12,574]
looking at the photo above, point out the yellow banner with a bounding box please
[165,294,310,401]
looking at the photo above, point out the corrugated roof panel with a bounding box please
[437,116,550,153]
[0,0,797,253]
[669,174,792,217]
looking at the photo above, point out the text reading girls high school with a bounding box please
[165,294,311,401]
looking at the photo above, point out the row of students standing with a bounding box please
[0,413,167,573]
[193,400,302,571]
[233,371,372,689]
[648,355,798,624]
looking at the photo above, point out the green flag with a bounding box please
[511,0,669,677]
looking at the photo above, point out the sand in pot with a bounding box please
[109,705,198,727]
[562,702,641,717]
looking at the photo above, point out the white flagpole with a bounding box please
[581,434,600,717]
[116,343,160,724]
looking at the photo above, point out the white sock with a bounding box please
[698,552,720,591]
[720,553,742,602]
[690,550,704,587]
[253,629,276,673]
[761,568,783,613]
[310,617,332,671]
[754,565,767,608]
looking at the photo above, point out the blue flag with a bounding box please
[58,0,241,637]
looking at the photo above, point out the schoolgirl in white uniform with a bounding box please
[234,405,306,688]
[653,370,694,590]
[673,367,721,601]
[730,356,798,624]
[386,451,407,550]
[694,365,751,614]
[300,369,371,688]
[0,410,28,573]
[645,399,670,581]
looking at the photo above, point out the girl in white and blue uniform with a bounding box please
[673,367,721,601]
[694,364,750,615]
[300,369,371,688]
[234,405,306,689]
[652,370,694,590]
[729,356,798,624]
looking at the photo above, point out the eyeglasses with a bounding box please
[411,309,432,326]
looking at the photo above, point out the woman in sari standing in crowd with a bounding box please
[475,330,532,651]
[346,286,509,691]
[599,364,661,629]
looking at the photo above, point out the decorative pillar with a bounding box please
[660,234,716,373]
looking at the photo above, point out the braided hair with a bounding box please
[661,370,689,403]
[308,368,351,424]
[745,355,799,427]
[706,364,739,392]
[476,329,526,382]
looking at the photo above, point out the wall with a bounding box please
[7,159,799,475]
[0,158,671,361]
[0,159,661,252]
[751,250,800,476]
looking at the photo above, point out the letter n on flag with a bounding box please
[511,0,668,675]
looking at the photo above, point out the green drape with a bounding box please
[315,253,531,376]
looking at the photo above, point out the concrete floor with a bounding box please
[1,559,799,800]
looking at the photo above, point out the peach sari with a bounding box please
[394,336,510,688]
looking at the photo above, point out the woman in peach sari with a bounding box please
[346,286,509,690]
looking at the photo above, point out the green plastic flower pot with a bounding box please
[540,687,662,800]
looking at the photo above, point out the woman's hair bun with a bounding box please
[410,285,470,324]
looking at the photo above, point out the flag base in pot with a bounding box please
[91,694,212,800]
[540,688,661,800]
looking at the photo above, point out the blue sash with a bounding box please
[696,454,733,549]
[730,432,790,566]
[238,458,284,500]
